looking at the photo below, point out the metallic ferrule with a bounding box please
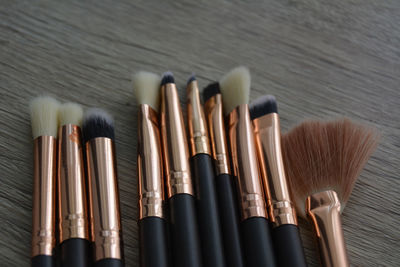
[86,138,122,261]
[306,190,349,267]
[253,113,297,227]
[31,136,57,257]
[138,105,164,220]
[187,80,211,156]
[58,125,89,242]
[227,105,267,220]
[161,82,194,198]
[204,94,231,176]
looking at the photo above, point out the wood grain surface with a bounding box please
[1,1,399,266]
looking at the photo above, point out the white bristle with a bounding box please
[132,71,161,112]
[58,102,83,127]
[30,96,60,139]
[219,66,251,115]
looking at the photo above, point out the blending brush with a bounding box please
[160,72,202,267]
[219,67,277,267]
[30,96,60,267]
[281,118,380,267]
[83,109,124,267]
[203,82,245,267]
[132,72,169,267]
[57,102,91,267]
[250,95,307,267]
[187,75,226,267]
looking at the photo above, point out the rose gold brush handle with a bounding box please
[306,190,349,267]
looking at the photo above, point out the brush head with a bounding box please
[161,71,174,85]
[132,71,161,112]
[58,102,83,127]
[82,108,115,143]
[219,66,251,115]
[202,82,221,103]
[249,95,278,120]
[282,118,380,218]
[187,73,196,85]
[30,96,60,139]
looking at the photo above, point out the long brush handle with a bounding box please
[31,255,55,267]
[60,238,91,267]
[169,194,202,267]
[94,259,124,267]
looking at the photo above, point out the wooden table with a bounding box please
[1,1,399,266]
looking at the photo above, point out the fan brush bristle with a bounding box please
[282,118,380,218]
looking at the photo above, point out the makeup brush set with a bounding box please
[29,66,379,267]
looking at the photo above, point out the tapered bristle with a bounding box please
[82,108,115,143]
[202,82,221,103]
[187,73,196,85]
[281,118,380,218]
[161,71,174,85]
[132,71,161,112]
[58,102,83,127]
[30,96,60,139]
[249,95,278,120]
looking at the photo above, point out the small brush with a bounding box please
[132,71,169,267]
[220,67,277,267]
[281,118,379,267]
[30,96,60,267]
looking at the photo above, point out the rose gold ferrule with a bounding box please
[227,105,267,220]
[86,138,122,261]
[31,136,56,257]
[138,104,164,220]
[160,82,194,198]
[187,80,211,156]
[204,94,231,176]
[253,113,297,227]
[58,124,89,243]
[306,190,349,267]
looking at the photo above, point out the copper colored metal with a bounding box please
[160,82,194,198]
[138,105,164,219]
[227,105,267,220]
[86,138,122,261]
[204,94,231,176]
[31,136,57,257]
[306,190,349,267]
[58,124,89,242]
[187,80,211,157]
[253,113,297,227]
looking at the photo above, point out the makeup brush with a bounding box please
[187,75,226,267]
[83,109,124,267]
[57,102,91,267]
[203,82,245,267]
[160,72,202,267]
[132,71,169,267]
[250,95,307,267]
[281,118,379,267]
[30,96,60,267]
[219,67,277,267]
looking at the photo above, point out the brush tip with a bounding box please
[30,96,60,138]
[132,71,161,112]
[187,73,196,85]
[249,95,278,120]
[58,102,84,127]
[161,71,174,85]
[82,108,115,143]
[202,82,221,103]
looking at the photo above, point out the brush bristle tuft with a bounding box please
[202,82,221,103]
[132,71,161,112]
[187,73,196,85]
[82,108,115,143]
[58,102,83,127]
[161,71,174,85]
[219,66,250,115]
[249,95,278,120]
[282,118,380,217]
[30,96,60,139]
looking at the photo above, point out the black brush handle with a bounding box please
[60,238,91,267]
[191,154,226,267]
[139,217,169,267]
[31,255,55,267]
[272,224,307,267]
[215,173,244,267]
[241,217,277,267]
[169,193,202,267]
[94,259,124,267]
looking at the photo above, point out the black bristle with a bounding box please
[82,109,115,143]
[187,73,196,85]
[161,71,174,85]
[249,95,278,120]
[202,82,221,103]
